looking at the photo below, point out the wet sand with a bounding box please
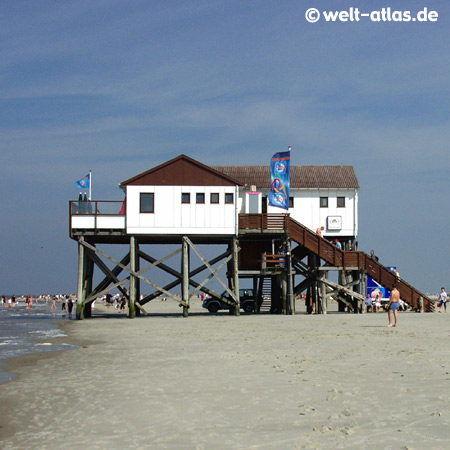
[0,300,449,449]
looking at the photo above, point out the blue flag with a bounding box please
[268,151,290,210]
[75,174,90,189]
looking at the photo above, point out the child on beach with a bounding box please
[438,287,447,313]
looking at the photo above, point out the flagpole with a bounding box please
[89,170,92,201]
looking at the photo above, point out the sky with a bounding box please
[1,0,449,295]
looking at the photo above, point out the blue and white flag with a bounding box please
[268,150,290,210]
[75,174,90,189]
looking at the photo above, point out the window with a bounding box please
[140,193,154,213]
[337,196,345,208]
[182,193,190,204]
[262,196,267,214]
[320,197,328,208]
[289,197,294,208]
[196,193,205,204]
[225,193,234,204]
[210,193,219,204]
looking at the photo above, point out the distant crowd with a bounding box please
[1,294,78,317]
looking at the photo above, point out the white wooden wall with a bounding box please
[126,185,237,235]
[238,188,358,238]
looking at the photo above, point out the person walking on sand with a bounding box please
[438,287,448,313]
[387,286,400,327]
[67,298,74,318]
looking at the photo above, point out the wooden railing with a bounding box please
[239,213,286,231]
[238,213,433,312]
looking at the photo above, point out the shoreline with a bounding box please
[1,303,449,449]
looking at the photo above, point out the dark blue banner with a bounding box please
[268,151,290,210]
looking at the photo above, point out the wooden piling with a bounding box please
[76,237,85,320]
[286,240,294,315]
[182,237,190,317]
[232,237,240,316]
[128,236,138,318]
[320,270,328,314]
[419,296,424,313]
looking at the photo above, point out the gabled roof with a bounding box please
[212,166,360,189]
[120,155,243,187]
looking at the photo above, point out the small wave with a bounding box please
[28,330,66,338]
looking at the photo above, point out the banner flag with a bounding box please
[75,174,90,189]
[268,150,290,210]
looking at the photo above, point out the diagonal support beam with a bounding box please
[319,277,365,301]
[80,240,188,307]
[86,249,129,299]
[137,248,234,305]
[184,236,237,303]
[89,252,130,300]
[191,254,233,301]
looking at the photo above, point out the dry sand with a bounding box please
[0,300,449,450]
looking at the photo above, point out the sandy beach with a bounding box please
[1,300,449,450]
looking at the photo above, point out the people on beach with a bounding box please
[387,286,400,327]
[68,298,74,318]
[119,296,127,313]
[61,297,66,313]
[365,294,373,313]
[438,287,448,313]
[316,226,324,237]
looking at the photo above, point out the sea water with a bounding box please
[0,301,77,384]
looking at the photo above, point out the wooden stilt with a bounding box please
[253,275,258,313]
[232,237,240,316]
[76,237,85,320]
[281,272,287,315]
[352,270,361,313]
[84,252,94,318]
[361,272,367,314]
[129,236,138,318]
[286,240,294,315]
[182,237,190,317]
[320,270,328,314]
[337,270,346,312]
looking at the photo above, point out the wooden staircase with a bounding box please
[239,214,433,312]
[256,276,272,312]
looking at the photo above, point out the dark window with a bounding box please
[262,196,267,214]
[289,197,294,208]
[225,193,234,204]
[320,197,328,208]
[182,193,190,204]
[140,193,154,213]
[210,193,219,204]
[337,196,345,208]
[196,193,205,204]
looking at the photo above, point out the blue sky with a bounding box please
[1,0,449,295]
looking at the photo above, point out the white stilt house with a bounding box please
[70,154,433,319]
[111,154,359,244]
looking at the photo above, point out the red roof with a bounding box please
[212,165,359,189]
